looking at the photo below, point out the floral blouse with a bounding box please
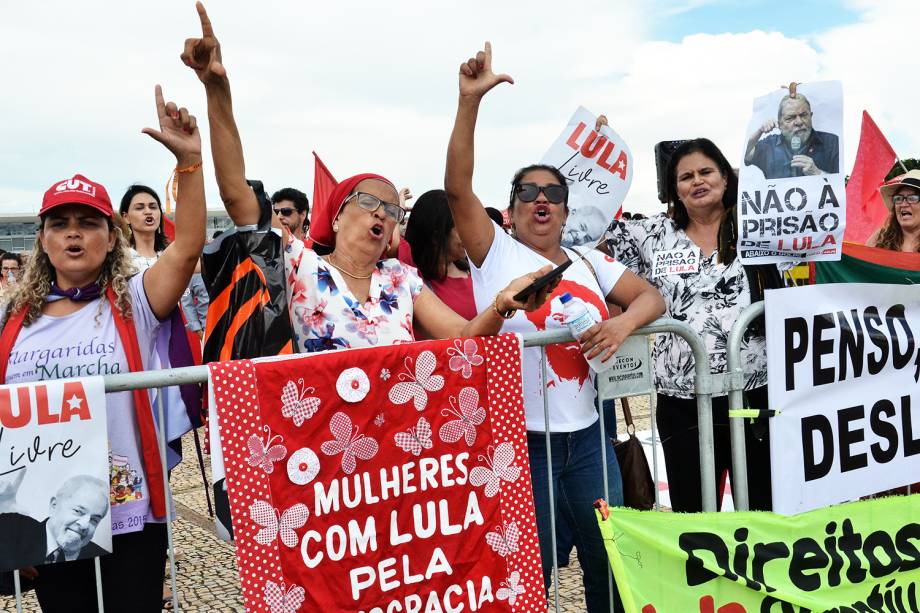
[605,214,767,399]
[284,235,424,353]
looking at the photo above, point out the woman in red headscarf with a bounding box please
[182,4,554,352]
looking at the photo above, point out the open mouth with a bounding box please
[691,188,709,198]
[898,209,914,220]
[144,215,156,226]
[369,223,384,238]
[65,245,84,256]
[533,205,550,222]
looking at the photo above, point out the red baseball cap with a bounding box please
[39,174,114,218]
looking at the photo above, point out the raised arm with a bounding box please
[744,118,776,165]
[141,86,206,320]
[444,42,513,267]
[181,2,259,226]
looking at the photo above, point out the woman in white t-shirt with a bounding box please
[444,43,665,612]
[0,87,205,612]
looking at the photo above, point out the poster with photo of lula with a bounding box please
[737,81,846,264]
[541,106,633,247]
[0,376,111,571]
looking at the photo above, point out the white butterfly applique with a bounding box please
[387,350,444,411]
[496,571,525,605]
[249,500,309,548]
[280,378,321,426]
[263,580,305,613]
[469,442,521,498]
[246,426,287,474]
[447,338,484,379]
[320,412,379,474]
[485,520,520,558]
[394,416,433,456]
[438,387,486,447]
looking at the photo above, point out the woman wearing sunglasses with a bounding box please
[444,42,664,612]
[182,5,556,354]
[867,170,920,253]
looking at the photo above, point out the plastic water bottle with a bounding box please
[560,292,611,373]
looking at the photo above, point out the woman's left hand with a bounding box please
[494,264,558,314]
[142,84,202,165]
[578,316,632,363]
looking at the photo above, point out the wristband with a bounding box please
[176,160,203,174]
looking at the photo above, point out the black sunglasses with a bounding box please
[514,183,567,204]
[273,207,296,217]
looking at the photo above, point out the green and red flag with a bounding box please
[813,242,920,284]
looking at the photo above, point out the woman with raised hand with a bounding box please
[444,42,664,612]
[0,85,205,612]
[181,4,555,354]
[605,138,783,514]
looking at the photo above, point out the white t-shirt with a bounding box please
[471,223,626,432]
[5,273,163,536]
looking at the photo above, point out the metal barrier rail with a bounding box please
[8,318,717,613]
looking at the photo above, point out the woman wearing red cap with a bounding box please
[182,5,555,353]
[0,86,205,612]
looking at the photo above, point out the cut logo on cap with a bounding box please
[54,178,96,197]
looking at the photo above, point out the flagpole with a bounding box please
[897,158,909,174]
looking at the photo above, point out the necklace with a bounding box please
[326,253,375,280]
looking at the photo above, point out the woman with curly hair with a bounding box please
[0,85,205,612]
[867,170,920,253]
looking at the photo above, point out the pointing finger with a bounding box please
[153,85,167,120]
[484,41,493,70]
[197,2,214,38]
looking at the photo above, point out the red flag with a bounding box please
[163,214,176,242]
[310,151,338,239]
[844,111,897,243]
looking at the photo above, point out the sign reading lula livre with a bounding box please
[210,335,546,613]
[600,495,920,612]
[766,283,920,514]
[0,376,111,572]
[541,106,633,247]
[738,81,845,264]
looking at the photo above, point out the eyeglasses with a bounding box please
[1,267,19,273]
[514,183,567,204]
[345,192,406,223]
[892,194,920,205]
[273,207,296,217]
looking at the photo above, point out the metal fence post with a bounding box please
[726,301,766,512]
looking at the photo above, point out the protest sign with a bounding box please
[210,335,546,613]
[600,494,920,612]
[0,376,111,571]
[541,106,633,247]
[738,81,846,264]
[766,283,920,514]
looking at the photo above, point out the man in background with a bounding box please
[271,187,309,240]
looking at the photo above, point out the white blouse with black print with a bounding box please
[605,214,767,399]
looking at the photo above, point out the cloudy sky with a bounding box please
[1,0,917,218]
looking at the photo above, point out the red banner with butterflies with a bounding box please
[209,334,546,613]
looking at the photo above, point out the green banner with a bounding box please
[599,495,920,612]
[814,243,920,284]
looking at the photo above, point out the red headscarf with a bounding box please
[309,173,395,248]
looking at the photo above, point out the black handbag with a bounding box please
[613,398,656,510]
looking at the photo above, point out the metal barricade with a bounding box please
[5,319,717,613]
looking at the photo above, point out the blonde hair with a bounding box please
[6,220,135,325]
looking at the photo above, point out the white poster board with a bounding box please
[738,81,845,264]
[766,284,920,515]
[541,106,633,247]
[0,376,111,570]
